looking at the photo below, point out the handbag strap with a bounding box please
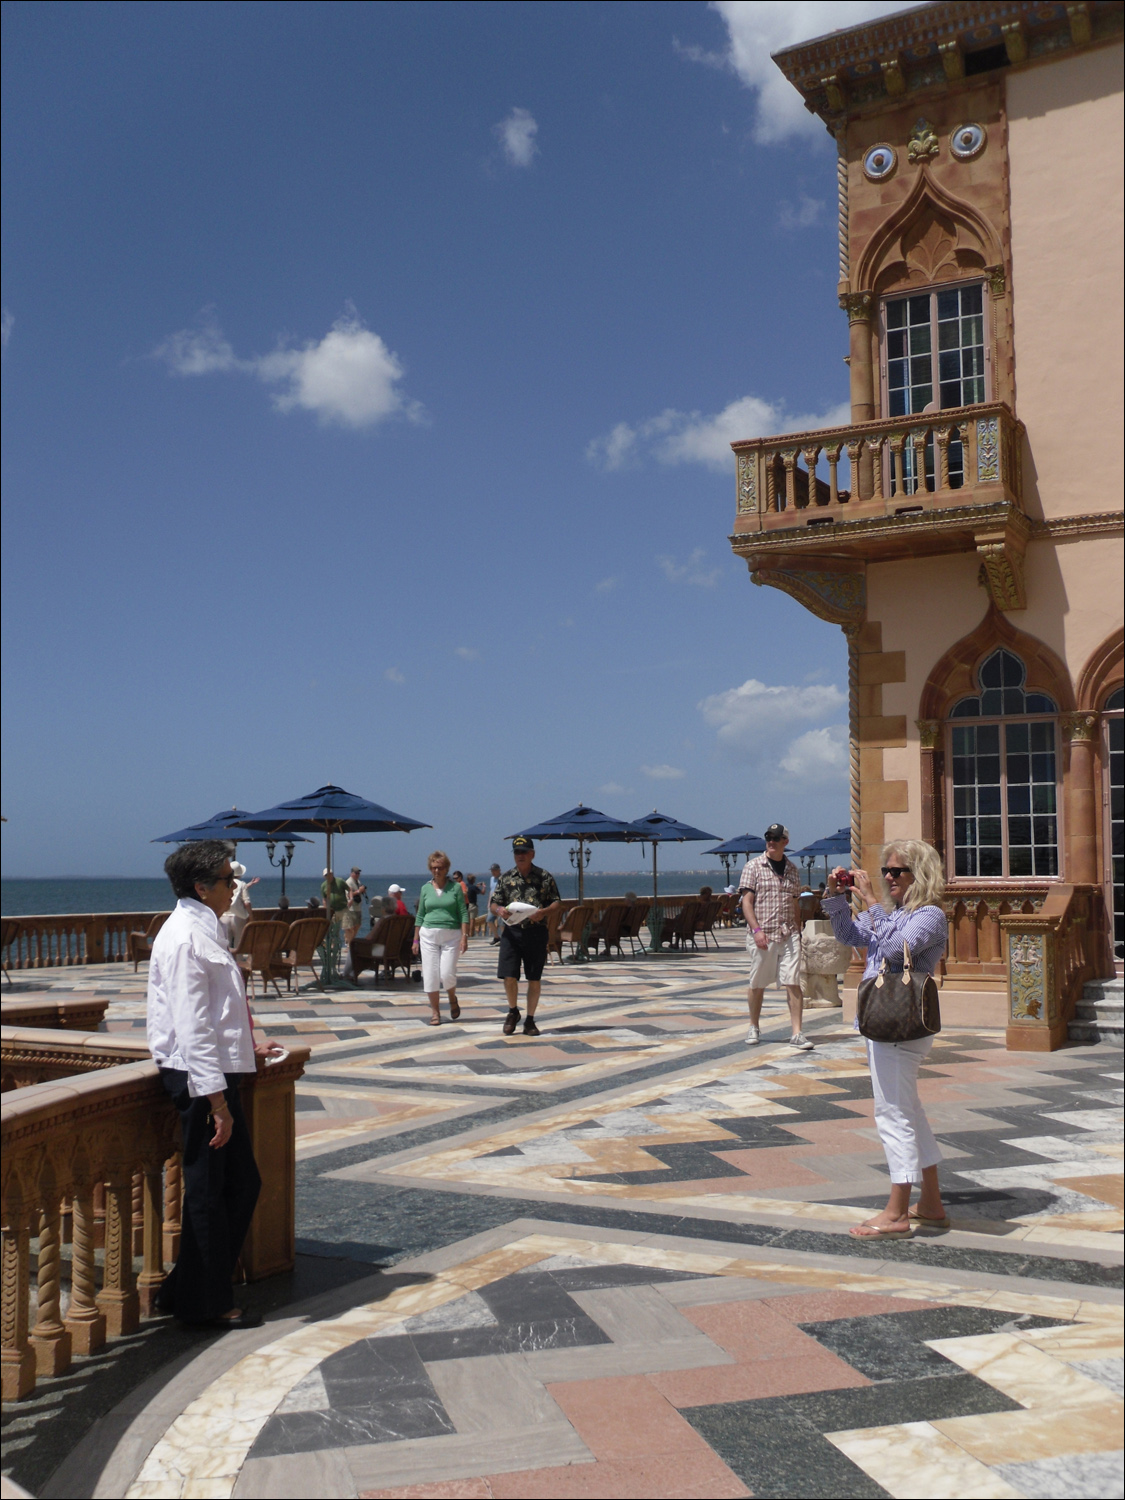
[902,940,912,979]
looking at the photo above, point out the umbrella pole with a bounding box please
[321,828,342,985]
[577,838,585,903]
[652,842,658,905]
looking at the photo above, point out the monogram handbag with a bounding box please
[856,941,941,1043]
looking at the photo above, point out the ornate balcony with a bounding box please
[730,401,1028,621]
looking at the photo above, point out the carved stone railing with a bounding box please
[941,880,1051,980]
[1001,883,1109,1051]
[732,401,1023,532]
[1,913,169,969]
[0,997,111,1032]
[1,1029,308,1402]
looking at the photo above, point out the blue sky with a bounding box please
[1,0,900,879]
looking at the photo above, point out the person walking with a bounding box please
[147,841,282,1328]
[823,841,949,1238]
[463,873,484,935]
[490,836,561,1037]
[486,863,503,943]
[412,850,470,1024]
[341,866,366,946]
[739,823,813,1050]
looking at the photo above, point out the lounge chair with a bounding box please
[233,920,290,1000]
[269,916,329,993]
[128,912,170,972]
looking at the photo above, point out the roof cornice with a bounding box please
[773,1,1124,129]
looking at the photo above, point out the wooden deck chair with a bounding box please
[234,920,290,1000]
[270,916,329,993]
[351,915,412,985]
[620,901,650,955]
[128,912,169,972]
[590,903,628,958]
[558,904,593,961]
[663,900,701,950]
[696,898,722,950]
[386,916,416,982]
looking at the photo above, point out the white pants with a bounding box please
[867,1036,942,1185]
[745,931,801,988]
[419,927,461,992]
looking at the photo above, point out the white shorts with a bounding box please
[419,926,461,992]
[745,931,801,988]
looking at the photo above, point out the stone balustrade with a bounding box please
[1001,883,1109,1051]
[1,1029,308,1402]
[732,400,1023,533]
[1,913,170,969]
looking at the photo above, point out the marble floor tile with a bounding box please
[933,1402,1125,1465]
[827,1420,1021,1499]
[994,1449,1124,1499]
[927,1332,1119,1410]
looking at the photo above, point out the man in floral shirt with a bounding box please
[490,836,561,1037]
[739,822,812,1051]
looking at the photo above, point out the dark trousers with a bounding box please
[157,1069,262,1322]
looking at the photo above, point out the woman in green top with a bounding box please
[413,850,470,1024]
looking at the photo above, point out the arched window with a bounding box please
[948,650,1060,878]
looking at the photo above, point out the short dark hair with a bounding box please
[164,840,231,900]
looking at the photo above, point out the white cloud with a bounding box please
[641,764,686,780]
[699,677,847,782]
[154,308,421,429]
[703,2,905,143]
[495,107,539,167]
[778,193,825,229]
[598,782,631,796]
[780,724,848,782]
[588,393,850,474]
[1,308,13,353]
[595,576,619,594]
[384,666,405,684]
[455,646,480,661]
[658,549,722,589]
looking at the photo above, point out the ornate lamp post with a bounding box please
[265,840,296,902]
[569,840,592,900]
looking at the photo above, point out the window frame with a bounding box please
[1102,689,1124,960]
[944,713,1064,881]
[879,278,993,420]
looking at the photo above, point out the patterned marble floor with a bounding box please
[8,938,1124,1498]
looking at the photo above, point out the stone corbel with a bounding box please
[1067,3,1092,46]
[821,73,847,112]
[880,57,906,96]
[976,541,1026,612]
[1001,21,1028,65]
[938,39,963,81]
[749,560,866,626]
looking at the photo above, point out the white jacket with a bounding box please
[146,898,255,1097]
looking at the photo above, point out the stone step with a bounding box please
[1069,980,1125,1046]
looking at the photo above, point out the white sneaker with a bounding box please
[787,1032,814,1051]
[745,1025,760,1045]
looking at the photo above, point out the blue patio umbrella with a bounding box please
[153,809,313,845]
[625,810,720,905]
[789,827,852,884]
[509,804,635,901]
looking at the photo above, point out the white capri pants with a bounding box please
[867,1035,943,1184]
[419,927,461,992]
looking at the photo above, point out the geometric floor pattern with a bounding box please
[7,934,1123,1498]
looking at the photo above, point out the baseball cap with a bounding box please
[764,823,790,842]
[388,884,404,894]
[511,835,535,852]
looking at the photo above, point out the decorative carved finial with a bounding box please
[907,118,940,164]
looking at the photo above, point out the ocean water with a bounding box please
[1,869,734,917]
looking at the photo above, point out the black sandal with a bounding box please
[449,999,461,1020]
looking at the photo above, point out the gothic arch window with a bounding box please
[947,650,1060,878]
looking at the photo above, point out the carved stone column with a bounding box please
[1063,711,1100,885]
[1,1202,36,1401]
[917,719,944,854]
[31,1198,72,1377]
[842,293,875,423]
[95,1173,139,1338]
[162,1156,182,1264]
[138,1169,166,1319]
[65,1185,106,1355]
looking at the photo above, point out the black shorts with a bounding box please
[497,921,548,982]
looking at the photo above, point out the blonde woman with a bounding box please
[413,851,470,1025]
[824,841,949,1239]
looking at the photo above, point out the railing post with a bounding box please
[911,429,928,495]
[782,449,798,511]
[162,1156,182,1264]
[802,445,822,505]
[96,1172,139,1337]
[935,426,951,491]
[826,443,842,505]
[1,1203,36,1402]
[888,432,906,496]
[846,438,866,501]
[871,436,885,500]
[31,1198,71,1377]
[65,1185,106,1355]
[86,915,107,965]
[131,1171,144,1258]
[138,1168,166,1318]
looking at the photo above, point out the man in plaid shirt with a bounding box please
[739,822,813,1051]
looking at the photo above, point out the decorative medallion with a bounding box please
[863,143,897,181]
[907,118,940,163]
[950,122,986,160]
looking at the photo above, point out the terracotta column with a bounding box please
[1063,712,1100,884]
[843,293,875,422]
[917,720,944,853]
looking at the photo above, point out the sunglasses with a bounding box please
[209,874,237,888]
[881,866,911,879]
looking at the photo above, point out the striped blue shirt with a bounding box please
[822,894,947,981]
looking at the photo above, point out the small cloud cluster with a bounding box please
[699,2,905,143]
[384,667,405,684]
[778,193,825,230]
[699,677,847,785]
[1,308,14,353]
[657,549,722,589]
[587,394,850,473]
[598,782,631,796]
[494,107,539,168]
[641,764,686,781]
[595,576,619,594]
[455,646,480,662]
[154,308,421,429]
